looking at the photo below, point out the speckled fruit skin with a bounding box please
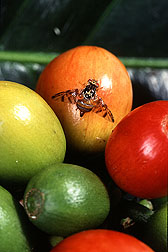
[36,46,133,155]
[50,229,154,252]
[105,101,168,199]
[23,163,110,237]
[0,81,66,186]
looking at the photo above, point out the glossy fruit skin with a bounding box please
[105,101,168,199]
[36,46,132,154]
[0,81,66,186]
[50,229,154,252]
[23,163,110,237]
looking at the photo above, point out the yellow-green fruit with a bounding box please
[0,186,33,252]
[144,203,167,252]
[0,81,66,186]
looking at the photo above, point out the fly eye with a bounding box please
[87,79,99,88]
[93,80,99,87]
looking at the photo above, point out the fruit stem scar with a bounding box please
[24,188,45,220]
[161,114,168,138]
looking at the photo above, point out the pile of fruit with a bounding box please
[0,46,167,252]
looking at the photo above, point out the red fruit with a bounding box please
[50,229,154,252]
[105,101,168,199]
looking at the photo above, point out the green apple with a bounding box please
[144,203,167,252]
[0,81,66,186]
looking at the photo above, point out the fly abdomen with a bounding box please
[77,100,94,113]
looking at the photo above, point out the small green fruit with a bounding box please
[144,203,167,252]
[23,163,110,237]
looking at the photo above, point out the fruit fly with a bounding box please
[52,79,114,122]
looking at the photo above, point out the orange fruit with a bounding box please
[50,229,154,252]
[36,46,133,155]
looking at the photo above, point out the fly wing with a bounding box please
[92,99,114,122]
[52,89,80,104]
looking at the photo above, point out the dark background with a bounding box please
[0,0,168,107]
[0,2,167,250]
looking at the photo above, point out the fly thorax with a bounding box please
[83,85,96,100]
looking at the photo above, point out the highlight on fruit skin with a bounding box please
[105,100,168,199]
[50,229,154,252]
[36,45,133,155]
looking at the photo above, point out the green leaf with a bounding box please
[85,0,168,57]
[0,0,111,52]
[0,0,23,35]
[0,51,58,64]
[0,52,167,106]
[1,51,168,68]
[0,0,168,103]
